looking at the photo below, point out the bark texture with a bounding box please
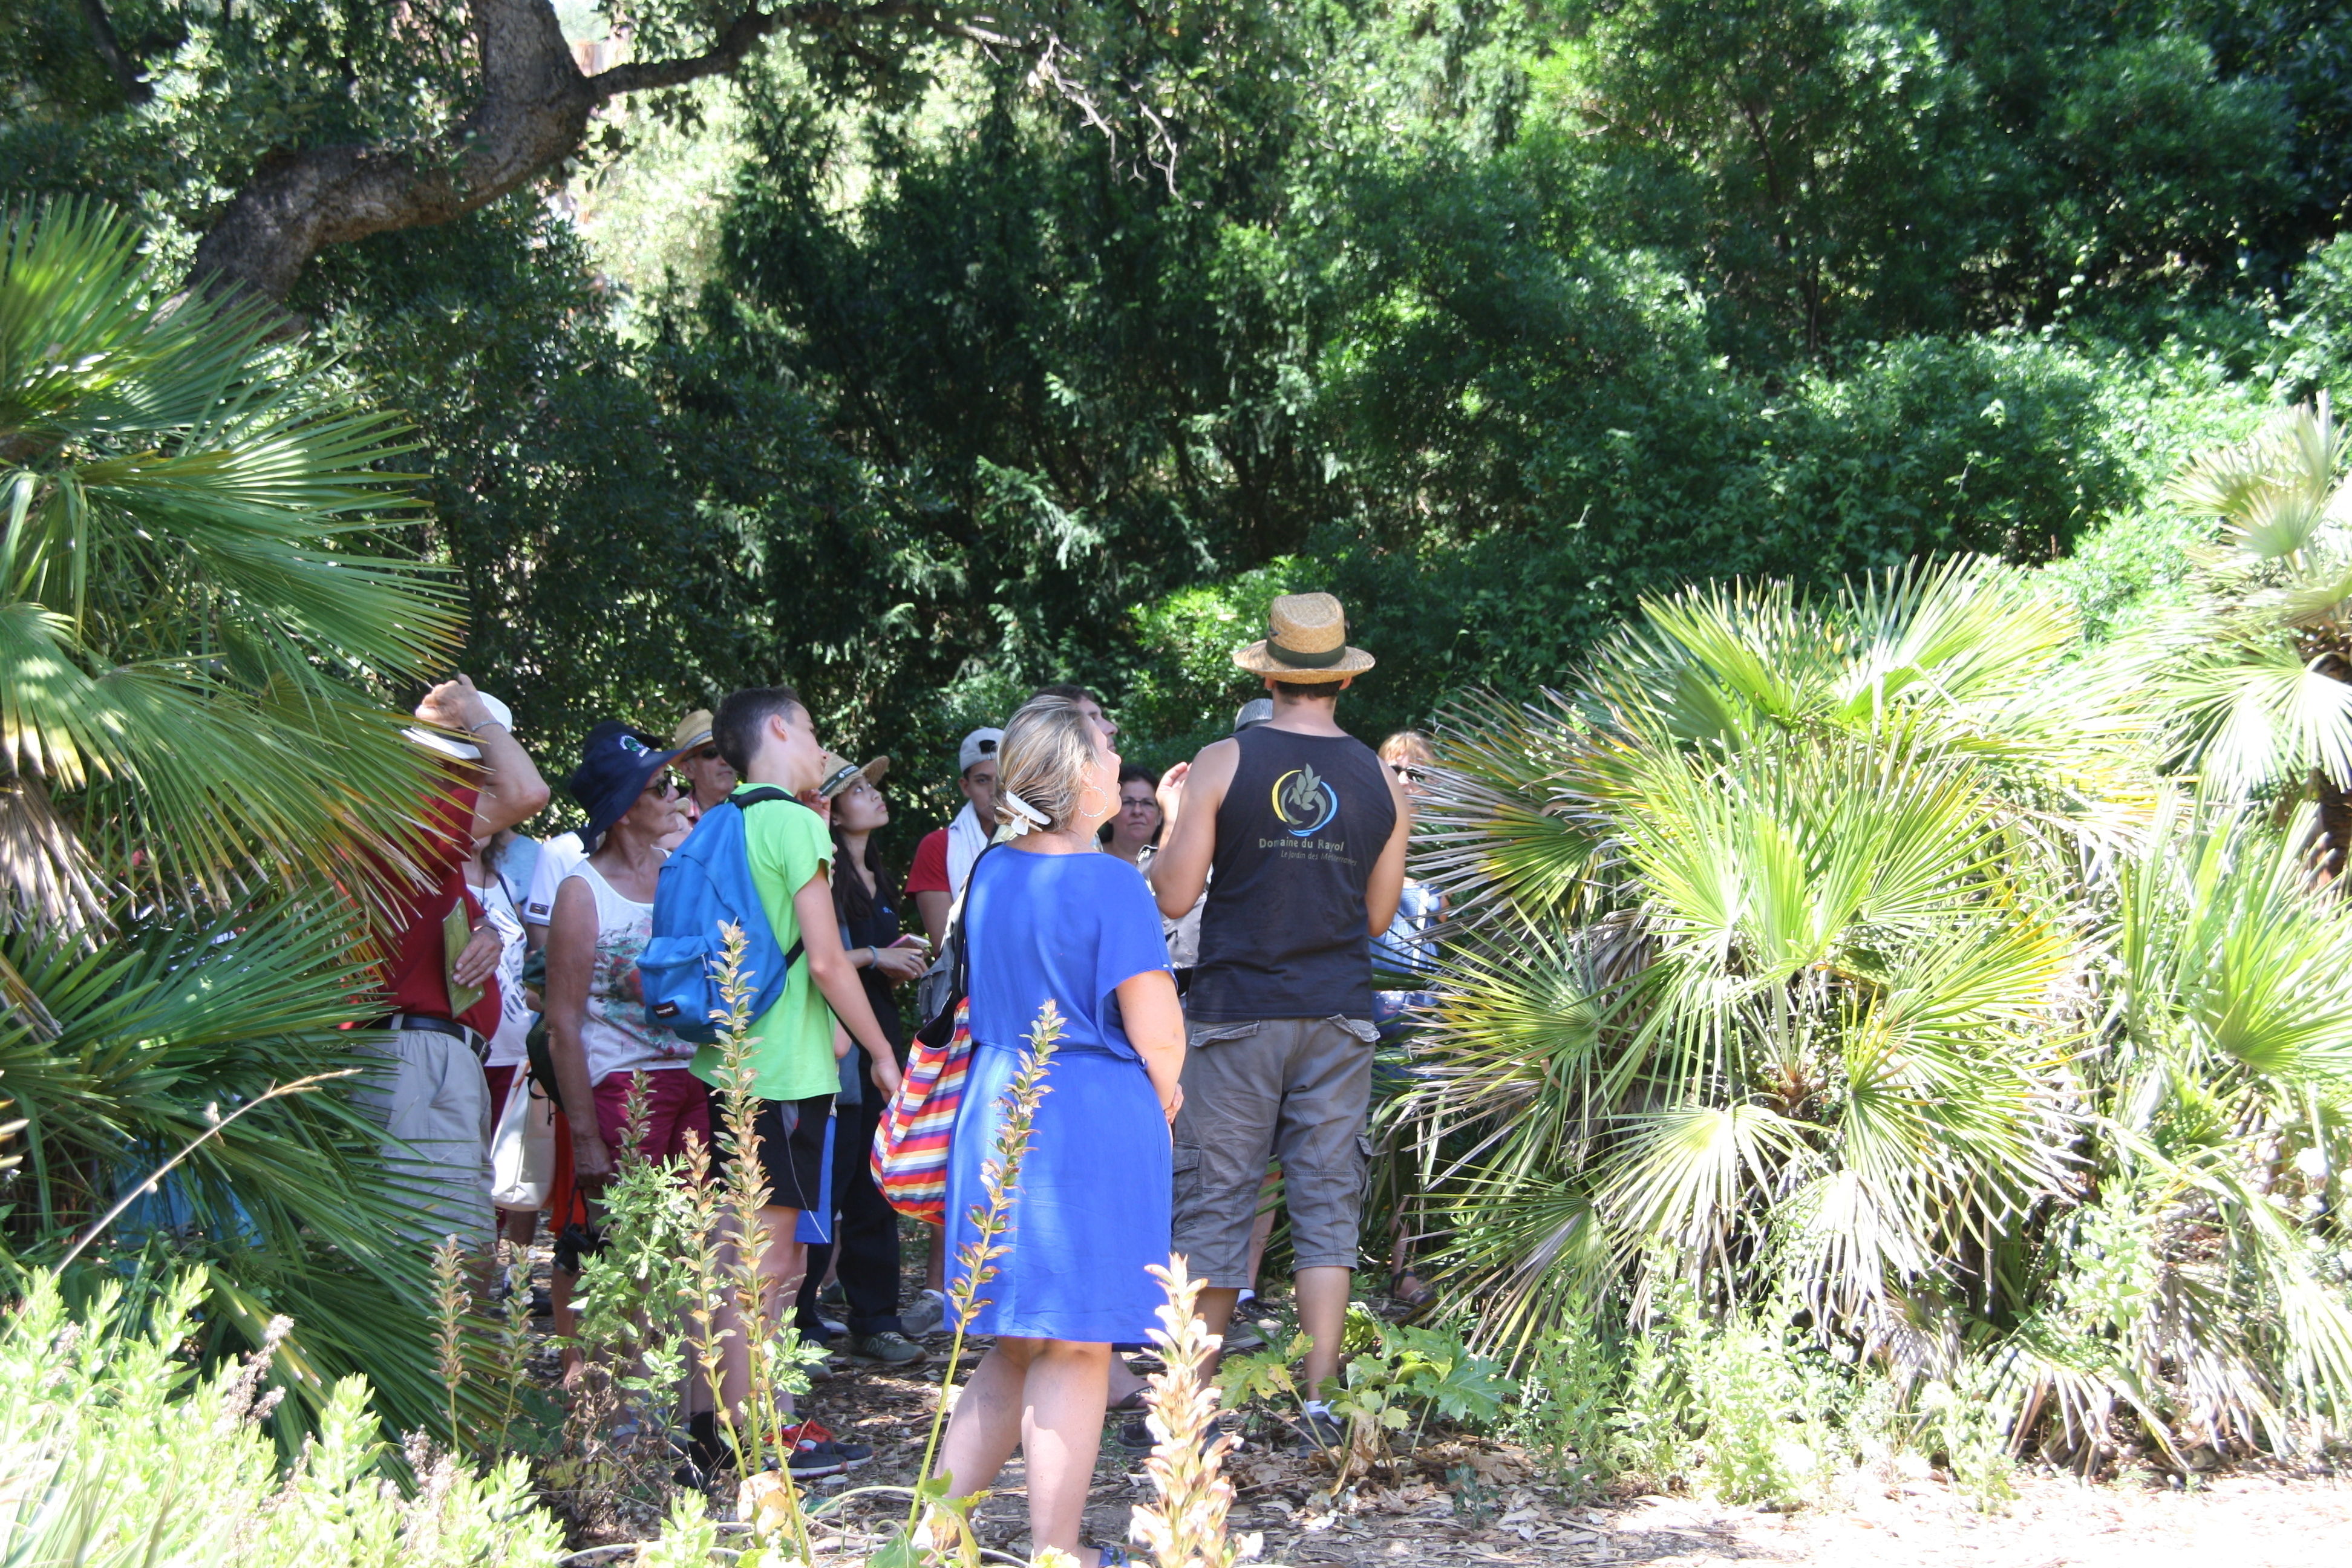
[188,0,813,301]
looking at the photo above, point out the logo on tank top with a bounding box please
[1270,763,1339,837]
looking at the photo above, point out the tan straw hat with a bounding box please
[816,751,891,800]
[671,708,715,753]
[1232,592,1375,682]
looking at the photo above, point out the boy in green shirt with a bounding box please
[682,685,900,1479]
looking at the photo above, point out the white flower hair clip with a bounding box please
[995,788,1051,841]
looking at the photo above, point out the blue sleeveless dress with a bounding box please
[942,849,1174,1342]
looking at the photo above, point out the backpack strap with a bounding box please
[731,786,797,810]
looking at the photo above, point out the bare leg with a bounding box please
[935,1338,1111,1563]
[1019,1341,1112,1558]
[715,1205,807,1423]
[924,1220,946,1292]
[1293,1266,1351,1396]
[935,1340,1034,1499]
[1106,1355,1149,1406]
[1243,1200,1276,1292]
[552,1265,583,1382]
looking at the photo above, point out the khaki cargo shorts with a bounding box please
[1169,1014,1379,1289]
[350,1027,494,1251]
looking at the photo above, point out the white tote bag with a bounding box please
[488,1068,557,1212]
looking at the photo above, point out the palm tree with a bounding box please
[1,197,474,1429]
[1408,557,2352,1464]
[2,197,466,932]
[2145,397,2352,868]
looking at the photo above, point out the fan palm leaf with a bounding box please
[0,901,476,1435]
[0,197,464,926]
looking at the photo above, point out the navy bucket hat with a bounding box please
[567,720,684,852]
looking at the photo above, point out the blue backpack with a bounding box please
[641,787,806,1044]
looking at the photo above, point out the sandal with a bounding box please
[1390,1270,1439,1320]
[1108,1387,1149,1413]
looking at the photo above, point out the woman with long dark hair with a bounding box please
[800,757,929,1365]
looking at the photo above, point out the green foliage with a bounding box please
[0,195,482,1436]
[1,197,460,920]
[0,1272,564,1567]
[1411,550,2352,1468]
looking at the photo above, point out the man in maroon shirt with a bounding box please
[362,676,549,1252]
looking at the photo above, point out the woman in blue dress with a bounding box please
[935,694,1186,1567]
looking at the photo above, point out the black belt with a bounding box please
[372,1012,489,1062]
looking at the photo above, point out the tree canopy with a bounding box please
[5,0,2348,810]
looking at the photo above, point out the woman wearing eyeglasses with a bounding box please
[543,722,702,1192]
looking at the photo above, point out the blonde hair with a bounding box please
[1379,730,1432,766]
[994,694,1103,835]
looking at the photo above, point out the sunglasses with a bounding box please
[1391,764,1425,782]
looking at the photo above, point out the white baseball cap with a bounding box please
[959,727,1004,774]
[404,692,512,762]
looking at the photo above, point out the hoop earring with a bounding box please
[1079,783,1111,821]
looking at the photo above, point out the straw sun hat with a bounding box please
[816,751,891,800]
[1231,592,1376,682]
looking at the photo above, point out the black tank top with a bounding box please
[1188,725,1397,1021]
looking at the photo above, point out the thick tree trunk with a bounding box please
[188,0,813,302]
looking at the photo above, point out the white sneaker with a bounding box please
[901,1290,947,1335]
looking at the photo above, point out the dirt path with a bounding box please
[521,1247,2350,1566]
[699,1341,2352,1567]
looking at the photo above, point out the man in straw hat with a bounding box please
[670,707,739,826]
[369,676,550,1253]
[1148,592,1410,1454]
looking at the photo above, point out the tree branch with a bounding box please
[185,0,1155,304]
[584,2,947,99]
[80,0,152,106]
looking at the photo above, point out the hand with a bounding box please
[414,675,491,734]
[871,1052,903,1100]
[1160,1083,1183,1126]
[570,1126,615,1183]
[1155,760,1191,828]
[451,920,504,988]
[872,944,928,982]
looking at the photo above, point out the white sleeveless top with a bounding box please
[564,862,693,1083]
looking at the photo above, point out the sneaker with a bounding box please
[781,1418,872,1477]
[846,1328,927,1366]
[901,1289,947,1335]
[1220,1320,1266,1354]
[1293,1410,1346,1455]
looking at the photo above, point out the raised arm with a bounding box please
[1365,761,1411,936]
[1147,737,1237,920]
[414,676,550,838]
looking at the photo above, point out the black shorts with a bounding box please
[707,1086,835,1214]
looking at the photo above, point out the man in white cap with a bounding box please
[904,726,1003,948]
[371,676,550,1253]
[1148,593,1410,1454]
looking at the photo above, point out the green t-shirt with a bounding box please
[690,788,837,1102]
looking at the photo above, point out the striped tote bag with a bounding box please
[871,997,973,1223]
[871,845,993,1222]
